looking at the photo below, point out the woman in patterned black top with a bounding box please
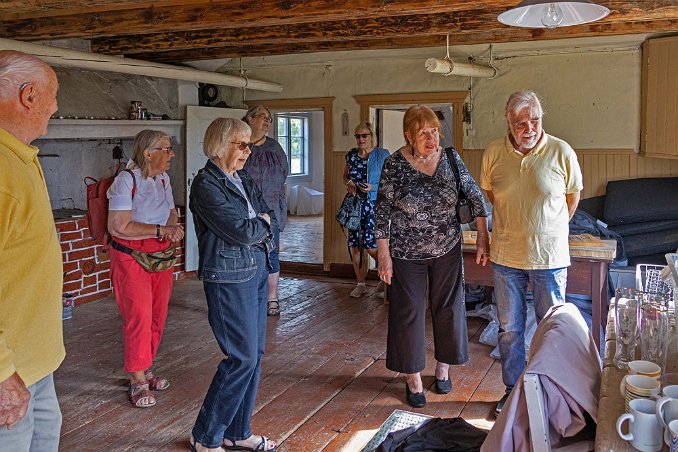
[374,105,490,408]
[342,122,389,298]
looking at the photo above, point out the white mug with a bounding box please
[628,360,662,379]
[617,398,663,452]
[669,419,678,452]
[657,386,678,445]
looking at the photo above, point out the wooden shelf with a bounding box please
[43,119,184,140]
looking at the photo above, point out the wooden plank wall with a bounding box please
[461,148,678,199]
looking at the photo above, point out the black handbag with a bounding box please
[336,193,362,231]
[445,147,476,224]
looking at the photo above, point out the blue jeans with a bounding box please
[192,248,269,448]
[492,263,567,391]
[0,374,62,452]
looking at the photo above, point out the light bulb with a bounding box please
[541,3,563,28]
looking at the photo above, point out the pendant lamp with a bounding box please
[498,0,610,29]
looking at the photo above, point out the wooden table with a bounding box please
[595,306,677,451]
[462,245,613,350]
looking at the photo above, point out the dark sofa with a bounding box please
[578,177,678,265]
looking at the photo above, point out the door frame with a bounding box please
[354,91,467,153]
[250,97,334,270]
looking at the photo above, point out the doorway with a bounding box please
[271,109,325,265]
[253,98,334,268]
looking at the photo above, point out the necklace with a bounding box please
[252,135,266,146]
[411,146,437,161]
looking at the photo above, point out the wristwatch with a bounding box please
[156,224,161,238]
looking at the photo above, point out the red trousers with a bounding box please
[109,237,174,372]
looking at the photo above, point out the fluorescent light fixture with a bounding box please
[498,0,610,28]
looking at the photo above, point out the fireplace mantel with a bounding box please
[44,119,184,140]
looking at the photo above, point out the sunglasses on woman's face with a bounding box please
[354,133,370,139]
[230,141,250,150]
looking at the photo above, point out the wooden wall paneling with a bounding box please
[641,37,678,159]
[667,45,678,156]
[330,151,350,266]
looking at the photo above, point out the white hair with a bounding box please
[0,50,52,102]
[505,90,544,120]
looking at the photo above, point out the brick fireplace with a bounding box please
[56,209,186,306]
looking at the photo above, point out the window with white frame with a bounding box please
[275,113,308,176]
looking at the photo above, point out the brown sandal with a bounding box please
[129,381,156,408]
[145,370,170,391]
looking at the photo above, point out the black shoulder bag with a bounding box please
[445,147,476,225]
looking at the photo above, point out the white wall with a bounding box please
[36,69,187,210]
[223,35,644,153]
[379,109,404,152]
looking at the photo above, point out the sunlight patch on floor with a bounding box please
[339,429,379,452]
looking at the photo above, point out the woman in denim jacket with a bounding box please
[342,121,389,298]
[188,118,277,452]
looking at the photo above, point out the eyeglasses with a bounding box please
[354,133,371,139]
[19,82,32,94]
[152,146,174,154]
[254,114,272,122]
[230,141,251,150]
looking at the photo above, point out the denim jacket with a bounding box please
[189,159,277,283]
[367,147,389,201]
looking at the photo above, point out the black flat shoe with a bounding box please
[405,384,426,408]
[434,378,452,394]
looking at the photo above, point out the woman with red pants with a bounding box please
[107,129,184,408]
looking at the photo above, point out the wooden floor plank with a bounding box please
[55,275,497,451]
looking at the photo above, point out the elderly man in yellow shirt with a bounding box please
[480,90,582,416]
[0,51,64,450]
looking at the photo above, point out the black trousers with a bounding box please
[386,241,468,373]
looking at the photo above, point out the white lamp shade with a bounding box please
[498,0,610,28]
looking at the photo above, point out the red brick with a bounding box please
[83,275,97,287]
[76,291,112,305]
[60,231,82,242]
[64,270,82,282]
[69,249,95,261]
[98,279,111,291]
[61,242,71,252]
[63,280,82,293]
[79,285,98,295]
[62,261,78,273]
[80,259,96,275]
[55,221,77,232]
[76,218,90,229]
[71,238,95,250]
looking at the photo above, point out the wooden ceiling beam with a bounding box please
[0,0,518,39]
[91,7,678,56]
[130,19,678,62]
[2,0,676,41]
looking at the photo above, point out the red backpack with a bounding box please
[84,166,136,246]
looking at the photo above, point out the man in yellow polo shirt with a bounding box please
[480,90,582,415]
[0,51,64,450]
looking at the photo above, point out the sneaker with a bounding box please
[494,392,511,416]
[350,284,367,298]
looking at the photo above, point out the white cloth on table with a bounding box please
[288,184,323,215]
